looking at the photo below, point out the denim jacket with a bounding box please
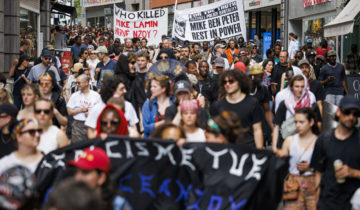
[142,97,174,137]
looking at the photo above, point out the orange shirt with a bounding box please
[224,48,239,64]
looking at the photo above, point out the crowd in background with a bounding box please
[0,24,359,210]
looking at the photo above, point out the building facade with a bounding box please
[243,0,281,47]
[81,0,150,28]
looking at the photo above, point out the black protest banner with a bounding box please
[172,0,247,42]
[35,136,288,210]
[346,75,360,101]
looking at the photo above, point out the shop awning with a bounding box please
[324,0,360,37]
[51,3,77,19]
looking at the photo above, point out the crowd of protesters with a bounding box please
[0,24,359,210]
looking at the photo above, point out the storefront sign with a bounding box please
[113,6,168,46]
[83,0,124,8]
[346,75,360,101]
[303,0,330,8]
[36,137,288,210]
[172,0,247,42]
[243,0,281,11]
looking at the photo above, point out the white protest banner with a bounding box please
[113,6,168,46]
[172,0,247,42]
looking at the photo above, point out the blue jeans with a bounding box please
[325,94,343,107]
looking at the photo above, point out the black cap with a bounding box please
[0,103,18,118]
[306,51,316,57]
[339,96,360,110]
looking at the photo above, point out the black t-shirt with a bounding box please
[165,104,208,129]
[210,96,263,146]
[310,129,360,210]
[270,63,288,94]
[0,133,16,159]
[252,84,272,105]
[198,77,219,105]
[13,67,30,96]
[309,79,325,101]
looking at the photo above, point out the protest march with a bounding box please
[1,0,360,209]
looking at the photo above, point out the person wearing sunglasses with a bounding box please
[0,118,43,174]
[210,70,264,149]
[34,98,69,154]
[310,96,360,210]
[27,50,61,83]
[38,72,68,127]
[96,104,128,139]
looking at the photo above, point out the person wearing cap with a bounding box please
[299,59,325,117]
[71,35,88,60]
[94,45,117,89]
[211,70,264,149]
[310,96,360,210]
[165,79,208,129]
[0,103,18,159]
[65,62,83,100]
[306,39,313,51]
[319,50,348,106]
[179,99,206,142]
[27,50,61,83]
[208,43,230,71]
[306,51,317,80]
[0,118,43,174]
[249,63,273,144]
[68,147,132,210]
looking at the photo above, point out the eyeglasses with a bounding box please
[101,120,120,126]
[39,82,52,88]
[341,109,360,117]
[34,109,51,115]
[223,79,235,85]
[20,128,43,136]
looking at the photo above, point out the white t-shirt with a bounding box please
[67,90,101,121]
[85,101,139,129]
[87,58,99,78]
[37,125,59,154]
[186,128,206,142]
[0,153,42,174]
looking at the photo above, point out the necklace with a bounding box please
[1,133,11,144]
[250,86,257,96]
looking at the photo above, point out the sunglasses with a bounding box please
[341,109,360,117]
[130,61,136,65]
[34,109,51,114]
[160,56,168,59]
[101,120,120,126]
[20,128,43,136]
[39,82,52,88]
[84,52,88,54]
[44,57,52,60]
[223,79,235,85]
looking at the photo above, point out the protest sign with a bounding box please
[35,136,287,210]
[346,75,360,102]
[113,6,168,46]
[172,0,247,42]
